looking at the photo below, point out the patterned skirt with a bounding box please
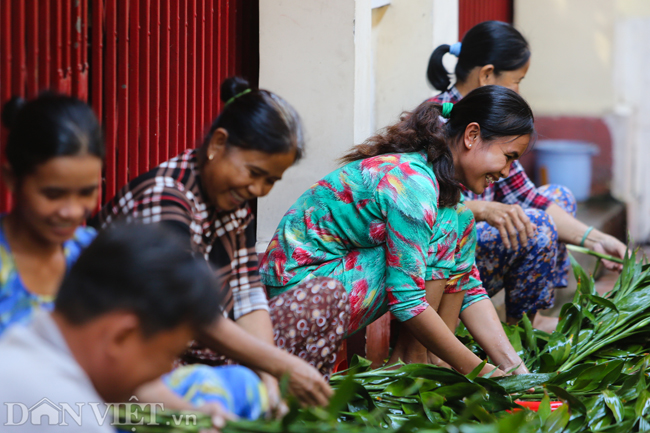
[475,184,577,319]
[178,277,349,380]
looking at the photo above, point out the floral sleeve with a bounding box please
[444,203,490,310]
[375,161,438,322]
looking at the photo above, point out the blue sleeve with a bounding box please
[65,226,97,269]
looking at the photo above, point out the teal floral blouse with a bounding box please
[260,152,484,335]
[0,216,96,336]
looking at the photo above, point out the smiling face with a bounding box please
[482,59,530,94]
[4,154,102,245]
[453,123,530,194]
[200,128,297,211]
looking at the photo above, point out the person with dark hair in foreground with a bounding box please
[0,224,227,432]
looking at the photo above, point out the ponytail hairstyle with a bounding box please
[427,21,530,91]
[1,93,104,179]
[340,85,534,208]
[202,77,305,163]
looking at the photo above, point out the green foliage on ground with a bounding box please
[116,248,650,432]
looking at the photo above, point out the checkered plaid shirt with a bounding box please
[95,149,269,320]
[430,87,551,210]
[427,86,463,104]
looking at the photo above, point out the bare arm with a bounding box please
[402,306,504,376]
[236,310,275,344]
[460,299,529,374]
[235,310,282,412]
[465,200,535,250]
[135,379,234,429]
[199,317,332,406]
[545,203,626,271]
[467,200,626,269]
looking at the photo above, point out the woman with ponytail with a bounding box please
[97,77,343,417]
[427,20,530,100]
[260,86,534,376]
[426,21,626,331]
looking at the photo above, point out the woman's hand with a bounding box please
[504,362,530,375]
[482,363,507,378]
[281,356,333,407]
[588,231,627,272]
[466,201,535,250]
[460,299,530,375]
[258,372,288,417]
[545,203,628,272]
[196,402,236,432]
[199,317,332,407]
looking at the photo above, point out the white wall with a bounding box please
[257,1,369,251]
[372,0,458,129]
[608,9,650,243]
[257,1,458,249]
[514,0,616,116]
[515,0,650,242]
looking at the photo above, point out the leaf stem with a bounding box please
[567,245,624,264]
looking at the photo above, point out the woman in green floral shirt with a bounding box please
[261,86,535,376]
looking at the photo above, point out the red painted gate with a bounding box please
[0,0,258,211]
[459,0,513,39]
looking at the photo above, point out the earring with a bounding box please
[469,144,472,148]
[208,154,214,161]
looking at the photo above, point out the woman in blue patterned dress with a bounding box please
[0,94,268,425]
[0,94,101,336]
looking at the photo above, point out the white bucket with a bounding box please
[535,140,599,202]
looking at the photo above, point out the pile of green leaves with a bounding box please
[116,248,650,432]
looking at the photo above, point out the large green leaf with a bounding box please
[584,294,618,314]
[328,374,375,418]
[542,403,571,433]
[550,363,593,387]
[496,410,536,431]
[558,303,583,349]
[495,373,555,394]
[547,331,573,366]
[637,415,650,432]
[538,393,552,422]
[383,378,418,397]
[601,390,624,423]
[503,324,525,358]
[569,252,596,297]
[434,382,483,401]
[539,353,558,373]
[546,384,587,414]
[392,364,469,383]
[616,284,650,312]
[466,359,487,381]
[520,314,537,355]
[635,390,650,417]
[348,354,373,371]
[570,364,611,392]
[564,415,588,433]
[420,391,445,411]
